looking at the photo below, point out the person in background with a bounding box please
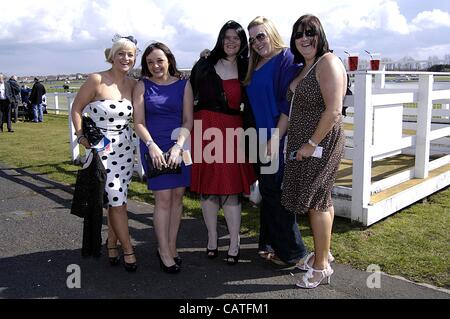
[20,85,32,121]
[244,16,308,266]
[133,42,193,274]
[282,14,347,288]
[0,73,14,132]
[29,77,46,123]
[8,75,21,123]
[41,94,47,114]
[190,20,256,265]
[71,35,139,272]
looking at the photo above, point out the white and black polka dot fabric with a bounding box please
[86,99,136,208]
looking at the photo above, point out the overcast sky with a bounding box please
[1,0,450,76]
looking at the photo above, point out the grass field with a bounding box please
[1,114,449,288]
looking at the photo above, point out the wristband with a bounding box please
[308,139,318,147]
[77,135,86,144]
[146,140,154,147]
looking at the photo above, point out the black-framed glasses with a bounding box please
[294,29,316,39]
[249,32,267,45]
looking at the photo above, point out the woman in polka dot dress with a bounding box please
[71,35,139,272]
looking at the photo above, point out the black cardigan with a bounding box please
[190,57,251,117]
[70,150,106,257]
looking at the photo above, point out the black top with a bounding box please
[190,57,246,116]
[30,81,46,105]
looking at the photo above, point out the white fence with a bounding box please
[336,71,450,225]
[47,71,450,226]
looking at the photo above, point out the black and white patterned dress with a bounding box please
[86,99,135,207]
[281,67,345,214]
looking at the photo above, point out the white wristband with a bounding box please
[308,139,318,147]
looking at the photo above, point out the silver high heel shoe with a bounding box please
[295,251,335,271]
[296,265,334,289]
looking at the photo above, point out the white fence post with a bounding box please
[374,64,386,89]
[414,74,433,179]
[54,94,59,115]
[351,73,373,225]
[67,94,80,163]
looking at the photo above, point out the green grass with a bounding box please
[1,114,449,288]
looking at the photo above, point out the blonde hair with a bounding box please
[104,38,137,64]
[243,16,287,86]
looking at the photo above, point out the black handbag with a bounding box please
[144,151,182,178]
[82,116,104,146]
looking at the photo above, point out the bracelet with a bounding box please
[174,142,182,149]
[77,135,86,144]
[146,140,154,147]
[308,139,318,147]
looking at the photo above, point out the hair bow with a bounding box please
[112,33,138,45]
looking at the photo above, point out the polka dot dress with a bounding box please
[86,99,136,208]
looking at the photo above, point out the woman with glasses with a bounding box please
[71,35,139,272]
[133,42,193,274]
[190,20,256,265]
[282,14,347,288]
[244,16,308,266]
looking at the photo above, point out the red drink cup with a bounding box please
[348,54,359,71]
[370,53,380,70]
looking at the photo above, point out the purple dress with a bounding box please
[139,78,191,191]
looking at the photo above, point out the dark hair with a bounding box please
[290,14,330,65]
[140,42,181,78]
[208,20,249,81]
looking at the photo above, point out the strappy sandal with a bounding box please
[105,238,120,266]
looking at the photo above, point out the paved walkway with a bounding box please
[0,164,449,300]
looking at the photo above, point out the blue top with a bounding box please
[139,78,191,190]
[245,48,301,179]
[246,48,300,140]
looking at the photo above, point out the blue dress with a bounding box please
[139,78,191,191]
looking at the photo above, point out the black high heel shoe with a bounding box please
[123,251,137,272]
[157,250,180,274]
[105,239,120,266]
[206,240,219,259]
[174,255,182,266]
[226,248,240,265]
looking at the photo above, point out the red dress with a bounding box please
[190,79,256,195]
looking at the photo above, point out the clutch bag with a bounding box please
[144,152,182,178]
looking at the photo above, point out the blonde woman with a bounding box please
[71,35,138,272]
[244,16,307,265]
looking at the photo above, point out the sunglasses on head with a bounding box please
[249,32,267,45]
[294,29,316,39]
